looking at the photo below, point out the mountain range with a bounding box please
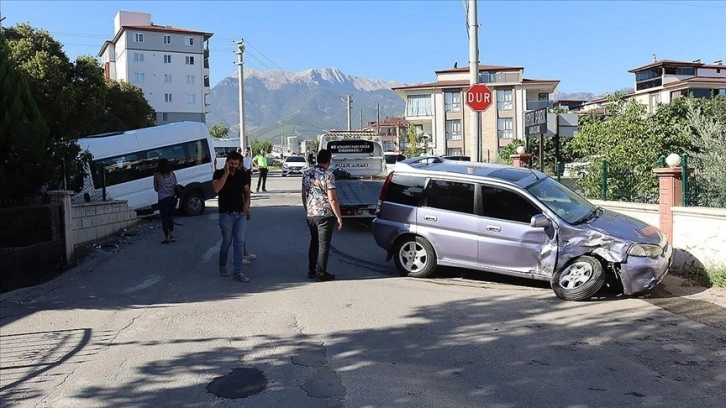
[206,68,407,141]
[206,67,618,142]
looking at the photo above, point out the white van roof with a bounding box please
[77,121,211,159]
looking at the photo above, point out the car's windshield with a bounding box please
[526,177,596,224]
[286,156,306,162]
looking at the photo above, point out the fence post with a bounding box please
[681,153,688,207]
[46,190,74,263]
[601,160,608,201]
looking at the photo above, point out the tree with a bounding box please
[104,80,155,132]
[683,97,726,208]
[405,125,425,157]
[209,123,230,139]
[250,139,273,156]
[3,23,156,196]
[0,34,54,199]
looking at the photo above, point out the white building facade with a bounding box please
[99,11,213,125]
[393,65,559,160]
[580,59,726,114]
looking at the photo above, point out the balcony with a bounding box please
[526,101,553,111]
[481,72,521,84]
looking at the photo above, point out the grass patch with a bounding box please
[707,266,726,288]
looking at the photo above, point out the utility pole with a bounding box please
[342,94,353,131]
[234,39,246,150]
[467,0,480,162]
[376,102,380,137]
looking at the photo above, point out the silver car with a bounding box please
[372,159,671,301]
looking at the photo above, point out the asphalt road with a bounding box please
[1,171,725,408]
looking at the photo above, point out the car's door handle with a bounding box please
[487,225,501,232]
[424,215,437,222]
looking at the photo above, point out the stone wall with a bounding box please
[671,206,726,269]
[592,200,726,269]
[71,201,138,246]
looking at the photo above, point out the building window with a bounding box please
[445,120,462,140]
[134,72,144,82]
[162,112,169,122]
[716,89,726,98]
[444,91,461,112]
[186,94,196,104]
[133,53,144,62]
[186,75,195,84]
[185,56,195,65]
[496,89,513,110]
[498,118,513,139]
[164,74,172,83]
[134,33,144,43]
[163,35,171,45]
[446,148,463,156]
[406,95,432,116]
[648,93,661,113]
[163,54,172,64]
[164,93,173,103]
[186,37,194,46]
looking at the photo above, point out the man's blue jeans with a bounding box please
[219,213,247,274]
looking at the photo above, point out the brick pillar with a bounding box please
[510,153,533,168]
[653,168,683,243]
[47,190,75,263]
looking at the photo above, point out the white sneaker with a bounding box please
[244,253,257,260]
[242,259,252,265]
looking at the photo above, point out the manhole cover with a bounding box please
[206,367,267,399]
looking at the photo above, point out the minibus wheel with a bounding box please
[182,191,205,216]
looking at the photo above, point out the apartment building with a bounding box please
[580,58,726,114]
[98,11,213,125]
[360,117,409,152]
[392,65,559,159]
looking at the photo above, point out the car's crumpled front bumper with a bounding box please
[620,240,672,295]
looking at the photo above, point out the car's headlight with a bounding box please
[283,163,288,168]
[628,244,663,258]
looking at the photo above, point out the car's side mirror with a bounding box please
[530,214,550,228]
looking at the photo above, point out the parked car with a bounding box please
[281,155,309,176]
[442,155,472,161]
[384,152,406,174]
[372,158,671,301]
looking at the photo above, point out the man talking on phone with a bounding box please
[212,151,251,283]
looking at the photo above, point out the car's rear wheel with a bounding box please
[393,236,436,278]
[551,255,605,301]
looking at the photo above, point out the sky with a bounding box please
[1,0,725,95]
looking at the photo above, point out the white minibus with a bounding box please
[72,121,216,216]
[317,131,386,178]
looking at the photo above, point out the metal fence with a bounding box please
[585,154,722,208]
[0,201,67,293]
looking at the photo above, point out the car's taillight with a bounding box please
[375,172,394,218]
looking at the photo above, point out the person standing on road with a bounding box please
[212,151,251,283]
[242,146,256,264]
[302,149,343,282]
[253,148,269,192]
[153,158,178,244]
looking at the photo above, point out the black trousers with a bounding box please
[307,216,335,276]
[256,168,268,190]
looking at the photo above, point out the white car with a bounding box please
[281,155,309,176]
[384,152,406,174]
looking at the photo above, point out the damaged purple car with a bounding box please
[372,159,671,301]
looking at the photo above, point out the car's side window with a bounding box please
[387,174,426,206]
[481,185,540,223]
[425,179,475,214]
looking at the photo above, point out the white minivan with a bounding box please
[72,121,217,216]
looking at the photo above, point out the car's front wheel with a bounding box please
[393,236,437,278]
[551,255,605,301]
